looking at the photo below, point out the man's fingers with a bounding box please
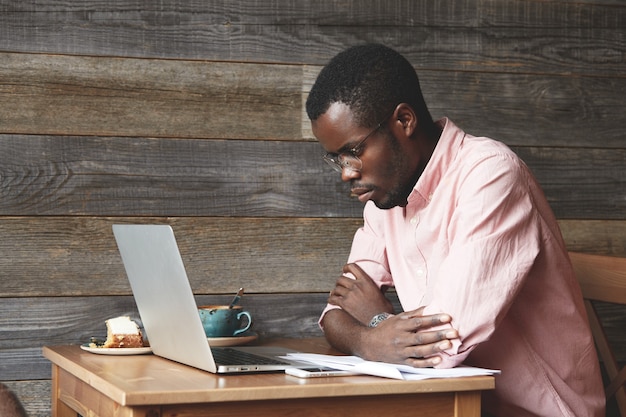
[335,275,355,287]
[411,329,457,346]
[342,263,370,281]
[400,312,452,329]
[399,337,453,365]
[404,355,443,368]
[429,313,451,325]
[342,262,362,274]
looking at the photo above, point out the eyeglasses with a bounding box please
[322,116,388,173]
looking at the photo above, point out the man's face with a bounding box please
[311,102,418,209]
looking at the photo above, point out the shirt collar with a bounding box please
[408,118,466,204]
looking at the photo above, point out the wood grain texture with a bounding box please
[0,0,623,76]
[163,394,455,417]
[0,217,362,297]
[512,146,626,219]
[0,135,624,218]
[42,342,490,416]
[0,53,301,140]
[43,342,490,404]
[2,52,625,148]
[425,72,626,149]
[559,220,626,256]
[0,135,363,217]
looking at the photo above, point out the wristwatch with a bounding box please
[368,312,394,328]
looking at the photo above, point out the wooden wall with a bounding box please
[1,1,624,416]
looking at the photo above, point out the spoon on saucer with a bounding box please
[228,288,244,309]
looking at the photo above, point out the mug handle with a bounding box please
[233,311,252,336]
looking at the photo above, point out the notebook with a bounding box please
[112,224,316,374]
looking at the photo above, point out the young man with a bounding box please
[306,44,604,417]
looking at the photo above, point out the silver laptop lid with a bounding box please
[112,224,218,372]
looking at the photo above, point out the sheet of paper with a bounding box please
[284,353,500,380]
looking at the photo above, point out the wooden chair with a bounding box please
[569,251,626,416]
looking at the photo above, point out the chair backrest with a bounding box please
[569,251,626,417]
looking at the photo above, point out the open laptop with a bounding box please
[112,224,316,374]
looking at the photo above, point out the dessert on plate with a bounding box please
[99,316,144,348]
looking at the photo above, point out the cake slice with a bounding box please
[102,316,144,348]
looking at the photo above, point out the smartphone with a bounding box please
[285,367,357,378]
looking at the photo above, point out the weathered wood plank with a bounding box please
[512,146,626,219]
[0,135,363,217]
[0,134,624,218]
[0,52,302,140]
[559,220,626,256]
[2,52,624,148]
[0,0,623,76]
[426,72,626,149]
[0,217,361,297]
[0,217,625,298]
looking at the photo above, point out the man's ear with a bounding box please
[393,103,417,138]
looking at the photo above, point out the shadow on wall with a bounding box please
[0,384,28,417]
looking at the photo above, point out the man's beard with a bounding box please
[372,132,418,210]
[373,181,413,209]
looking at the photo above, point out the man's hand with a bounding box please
[323,262,459,368]
[328,263,394,325]
[359,307,458,367]
[323,308,458,368]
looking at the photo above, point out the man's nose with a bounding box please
[341,167,360,182]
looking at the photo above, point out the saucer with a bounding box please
[80,343,153,355]
[207,331,258,347]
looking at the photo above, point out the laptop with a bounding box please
[112,224,316,374]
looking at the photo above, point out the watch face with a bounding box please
[368,312,392,327]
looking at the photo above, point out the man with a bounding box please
[306,44,604,417]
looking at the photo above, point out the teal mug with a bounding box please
[198,305,252,338]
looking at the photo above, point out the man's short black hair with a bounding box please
[306,44,433,130]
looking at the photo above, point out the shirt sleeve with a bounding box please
[318,202,395,327]
[425,152,541,368]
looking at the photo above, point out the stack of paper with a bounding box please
[284,353,500,380]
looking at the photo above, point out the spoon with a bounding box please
[228,287,244,309]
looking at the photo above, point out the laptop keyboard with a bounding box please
[211,347,290,366]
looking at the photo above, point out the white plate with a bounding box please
[207,331,258,347]
[80,343,153,355]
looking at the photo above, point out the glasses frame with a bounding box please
[322,115,390,173]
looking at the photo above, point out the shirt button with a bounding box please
[416,268,425,277]
[428,193,434,201]
[410,215,419,225]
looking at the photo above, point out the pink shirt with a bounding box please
[321,119,604,416]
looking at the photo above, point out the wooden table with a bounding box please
[43,338,494,417]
